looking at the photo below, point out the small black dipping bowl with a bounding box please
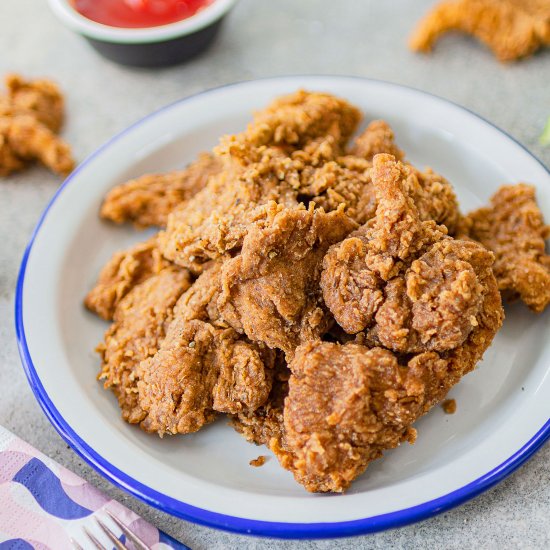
[48,0,236,68]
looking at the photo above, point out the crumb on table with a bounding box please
[442,398,457,414]
[250,455,267,467]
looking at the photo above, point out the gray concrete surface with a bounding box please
[1,1,549,548]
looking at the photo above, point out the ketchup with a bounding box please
[73,0,213,29]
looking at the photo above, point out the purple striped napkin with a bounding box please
[0,425,189,549]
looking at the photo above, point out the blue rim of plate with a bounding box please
[14,76,550,539]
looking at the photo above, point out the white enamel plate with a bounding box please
[16,77,550,539]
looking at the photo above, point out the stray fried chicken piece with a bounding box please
[0,115,74,176]
[231,354,290,446]
[321,154,500,354]
[85,236,171,321]
[98,266,192,424]
[276,314,501,492]
[100,153,223,228]
[218,202,357,357]
[218,90,362,164]
[350,120,405,161]
[465,184,550,312]
[3,74,64,132]
[410,0,550,62]
[0,74,74,177]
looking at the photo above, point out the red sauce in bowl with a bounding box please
[72,0,214,29]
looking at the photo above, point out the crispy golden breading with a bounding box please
[98,266,192,424]
[85,236,171,321]
[321,154,500,354]
[86,91,511,493]
[100,153,223,228]
[464,184,550,312]
[0,74,74,176]
[350,120,405,161]
[410,0,550,61]
[159,150,299,273]
[3,74,64,132]
[218,202,357,357]
[231,354,289,446]
[275,309,501,492]
[137,265,275,436]
[218,89,362,164]
[0,115,73,176]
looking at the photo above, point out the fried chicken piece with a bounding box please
[0,74,74,177]
[3,74,64,132]
[409,0,550,61]
[218,89,362,164]
[100,153,223,228]
[98,266,192,424]
[159,149,300,273]
[85,236,171,321]
[137,264,275,436]
[464,184,550,312]
[218,202,357,357]
[0,115,74,176]
[231,353,289,446]
[321,154,501,354]
[276,316,501,492]
[159,91,362,272]
[350,120,405,161]
[297,154,377,225]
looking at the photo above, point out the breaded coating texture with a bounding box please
[0,74,74,176]
[464,184,550,312]
[275,311,501,492]
[218,89,362,164]
[410,0,550,61]
[137,265,275,436]
[230,354,289,446]
[85,236,170,321]
[218,202,357,357]
[3,74,64,132]
[159,149,299,273]
[100,153,223,228]
[321,154,500,354]
[349,120,405,161]
[98,266,192,424]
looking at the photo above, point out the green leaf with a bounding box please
[541,116,550,146]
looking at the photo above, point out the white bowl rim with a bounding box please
[47,0,237,44]
[15,75,550,539]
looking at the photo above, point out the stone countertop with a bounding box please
[1,1,549,548]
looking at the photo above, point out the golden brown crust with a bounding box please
[0,74,74,176]
[321,154,500,354]
[350,120,405,162]
[98,266,192,424]
[85,236,171,321]
[409,0,550,62]
[464,184,550,312]
[100,153,223,228]
[218,202,357,357]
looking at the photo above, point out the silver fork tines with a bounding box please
[71,511,152,550]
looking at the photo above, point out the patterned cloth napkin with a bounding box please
[0,425,189,549]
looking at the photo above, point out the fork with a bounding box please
[72,510,152,550]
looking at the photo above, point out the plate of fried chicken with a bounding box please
[16,76,550,538]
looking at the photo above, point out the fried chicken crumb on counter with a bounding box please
[462,184,550,313]
[442,399,457,414]
[409,0,550,62]
[84,89,547,494]
[0,74,74,177]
